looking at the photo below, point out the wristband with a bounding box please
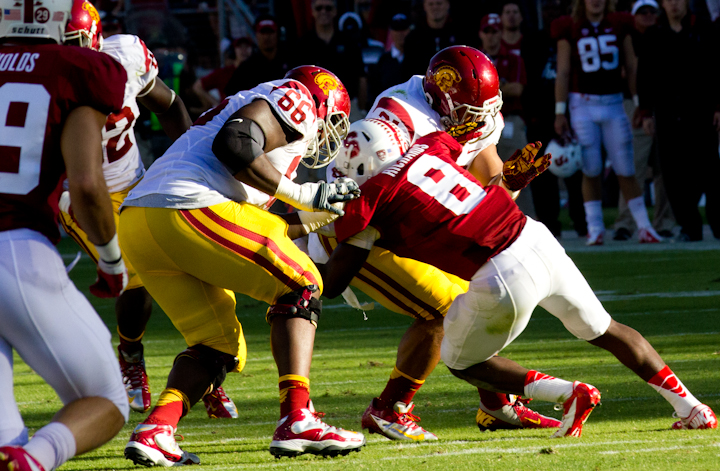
[633,95,640,107]
[95,234,122,263]
[274,176,314,211]
[555,102,567,115]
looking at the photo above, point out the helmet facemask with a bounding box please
[303,109,350,169]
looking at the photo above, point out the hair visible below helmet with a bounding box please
[284,65,351,169]
[0,0,73,44]
[64,0,102,50]
[546,139,582,178]
[336,119,410,187]
[423,45,503,141]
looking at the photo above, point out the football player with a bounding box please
[323,119,717,437]
[553,0,661,245]
[0,0,131,470]
[56,0,221,418]
[310,45,561,439]
[118,66,365,465]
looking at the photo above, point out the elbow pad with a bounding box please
[212,117,266,174]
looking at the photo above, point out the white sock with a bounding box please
[583,200,604,235]
[24,422,76,471]
[648,367,701,418]
[523,371,574,404]
[628,196,652,229]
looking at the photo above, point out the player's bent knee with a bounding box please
[266,285,321,327]
[174,345,240,391]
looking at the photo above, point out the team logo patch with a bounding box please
[314,72,340,92]
[376,149,387,161]
[432,65,461,93]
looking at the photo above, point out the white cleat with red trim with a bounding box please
[638,227,662,244]
[124,423,200,467]
[269,402,365,458]
[0,446,46,471]
[672,404,718,430]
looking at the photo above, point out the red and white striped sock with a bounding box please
[647,366,701,418]
[523,370,574,403]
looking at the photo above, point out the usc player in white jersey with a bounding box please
[118,66,365,465]
[55,0,249,421]
[311,45,560,439]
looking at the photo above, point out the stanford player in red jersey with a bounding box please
[552,0,661,246]
[0,0,134,469]
[319,120,717,438]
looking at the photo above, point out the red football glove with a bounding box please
[90,257,128,298]
[446,122,483,145]
[501,141,552,191]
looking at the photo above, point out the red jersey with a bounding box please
[334,132,526,281]
[551,13,634,95]
[0,44,127,243]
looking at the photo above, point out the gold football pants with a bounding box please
[119,202,322,370]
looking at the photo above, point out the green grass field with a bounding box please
[12,233,720,470]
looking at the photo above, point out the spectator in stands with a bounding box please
[224,15,292,96]
[403,0,468,76]
[297,0,367,118]
[337,10,385,85]
[500,1,524,55]
[612,0,675,240]
[637,0,720,241]
[479,13,535,217]
[368,13,412,104]
[522,0,588,238]
[192,37,252,110]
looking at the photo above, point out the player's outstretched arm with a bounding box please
[317,242,371,299]
[212,100,360,215]
[137,78,192,141]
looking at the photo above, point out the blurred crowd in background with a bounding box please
[93,0,720,241]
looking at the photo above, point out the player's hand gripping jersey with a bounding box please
[99,34,159,192]
[0,44,126,243]
[366,75,504,168]
[124,79,317,210]
[551,13,634,95]
[334,131,526,281]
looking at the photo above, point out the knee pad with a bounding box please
[266,285,322,327]
[174,345,240,391]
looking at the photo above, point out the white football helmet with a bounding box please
[0,0,73,44]
[546,139,582,178]
[336,119,410,186]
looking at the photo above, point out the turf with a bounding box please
[11,235,720,470]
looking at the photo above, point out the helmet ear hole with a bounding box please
[357,163,365,176]
[361,131,371,141]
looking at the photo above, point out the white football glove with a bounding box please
[274,176,360,216]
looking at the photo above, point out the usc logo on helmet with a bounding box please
[431,65,461,93]
[82,1,100,23]
[314,72,340,92]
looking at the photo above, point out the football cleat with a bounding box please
[586,230,605,246]
[476,396,562,431]
[672,404,718,430]
[124,423,200,467]
[361,398,438,441]
[269,402,365,458]
[0,446,46,471]
[118,345,152,413]
[638,227,662,244]
[551,382,601,438]
[203,386,238,419]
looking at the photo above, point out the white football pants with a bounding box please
[441,217,612,370]
[569,92,635,178]
[0,229,129,446]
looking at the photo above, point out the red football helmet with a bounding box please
[284,65,351,169]
[423,45,503,142]
[64,0,103,51]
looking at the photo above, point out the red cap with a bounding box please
[480,13,501,31]
[255,18,277,33]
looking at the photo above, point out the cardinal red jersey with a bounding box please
[551,13,634,95]
[0,44,127,244]
[334,132,526,281]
